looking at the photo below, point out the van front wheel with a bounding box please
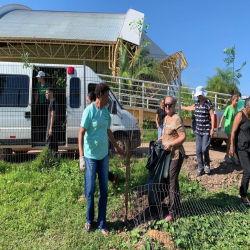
[109,135,128,158]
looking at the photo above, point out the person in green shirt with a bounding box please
[236,92,245,112]
[35,71,50,143]
[218,94,239,164]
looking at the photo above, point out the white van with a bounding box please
[0,62,141,158]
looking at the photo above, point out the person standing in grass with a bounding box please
[156,98,167,139]
[218,94,239,165]
[35,71,50,143]
[181,86,214,176]
[230,97,250,206]
[78,91,118,202]
[78,83,124,235]
[159,96,186,222]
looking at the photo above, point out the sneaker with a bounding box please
[196,170,204,176]
[232,157,239,166]
[225,155,233,164]
[205,166,210,174]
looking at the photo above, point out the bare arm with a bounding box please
[155,114,159,129]
[181,104,195,111]
[78,127,86,157]
[218,115,225,131]
[209,108,214,137]
[229,112,242,157]
[171,131,186,147]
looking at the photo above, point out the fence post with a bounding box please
[118,78,121,102]
[215,94,217,110]
[192,90,195,100]
[139,107,144,137]
[167,86,170,96]
[130,96,132,106]
[142,82,145,108]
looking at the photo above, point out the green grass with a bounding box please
[0,150,249,250]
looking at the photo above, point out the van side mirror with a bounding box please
[110,100,117,114]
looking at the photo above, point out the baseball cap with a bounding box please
[36,71,45,77]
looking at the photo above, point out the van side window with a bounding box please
[0,75,29,107]
[70,78,80,108]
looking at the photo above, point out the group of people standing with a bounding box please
[156,86,250,208]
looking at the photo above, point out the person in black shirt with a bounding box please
[156,98,167,139]
[45,88,59,156]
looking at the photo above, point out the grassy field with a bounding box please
[0,149,249,249]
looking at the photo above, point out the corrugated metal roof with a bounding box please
[0,9,125,43]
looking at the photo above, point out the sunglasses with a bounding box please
[165,103,173,108]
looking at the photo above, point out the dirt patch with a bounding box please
[182,142,243,192]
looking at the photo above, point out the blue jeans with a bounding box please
[158,125,163,139]
[85,154,109,229]
[195,134,211,171]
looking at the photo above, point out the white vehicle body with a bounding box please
[0,62,140,153]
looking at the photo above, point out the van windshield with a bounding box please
[109,90,123,109]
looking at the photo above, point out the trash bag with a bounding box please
[145,141,170,205]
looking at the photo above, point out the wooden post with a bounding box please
[124,138,131,222]
[139,107,144,137]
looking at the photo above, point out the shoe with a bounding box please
[205,166,210,174]
[113,173,119,185]
[196,170,204,176]
[225,155,233,164]
[232,157,239,166]
[99,228,109,236]
[241,197,250,206]
[78,195,86,202]
[166,215,174,222]
[84,222,91,232]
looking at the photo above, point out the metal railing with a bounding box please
[98,74,232,110]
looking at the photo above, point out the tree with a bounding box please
[205,67,239,94]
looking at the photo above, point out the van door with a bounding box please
[0,71,32,149]
[66,71,84,148]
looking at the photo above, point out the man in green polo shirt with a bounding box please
[35,71,50,144]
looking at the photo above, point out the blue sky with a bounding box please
[1,0,250,95]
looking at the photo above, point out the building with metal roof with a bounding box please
[0,4,187,84]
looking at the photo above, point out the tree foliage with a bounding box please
[205,67,239,94]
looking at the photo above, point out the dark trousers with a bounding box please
[238,149,250,197]
[166,153,183,217]
[196,134,211,171]
[46,127,58,157]
[38,103,48,143]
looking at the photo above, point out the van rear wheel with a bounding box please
[0,148,12,161]
[210,140,223,147]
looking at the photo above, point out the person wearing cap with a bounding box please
[182,86,214,176]
[35,71,50,143]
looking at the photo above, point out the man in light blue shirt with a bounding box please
[78,83,124,236]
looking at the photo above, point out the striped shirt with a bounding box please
[195,99,213,136]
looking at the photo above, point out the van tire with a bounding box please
[0,148,12,161]
[109,135,128,158]
[210,140,223,147]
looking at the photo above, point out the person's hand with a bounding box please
[229,147,234,158]
[164,142,172,151]
[158,137,162,143]
[115,147,125,157]
[218,126,221,132]
[79,156,87,173]
[156,123,159,129]
[49,128,53,136]
[210,129,214,138]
